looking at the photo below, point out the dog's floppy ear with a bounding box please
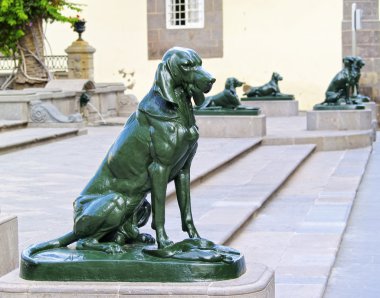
[153,61,177,104]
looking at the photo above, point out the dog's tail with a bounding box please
[21,231,78,264]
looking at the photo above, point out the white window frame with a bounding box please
[165,0,204,29]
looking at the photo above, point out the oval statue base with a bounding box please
[20,244,246,282]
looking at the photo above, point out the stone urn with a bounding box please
[73,20,86,40]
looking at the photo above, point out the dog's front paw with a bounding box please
[157,238,174,249]
[186,225,200,239]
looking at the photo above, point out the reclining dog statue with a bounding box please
[244,72,289,97]
[199,77,244,109]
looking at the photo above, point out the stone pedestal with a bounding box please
[241,100,299,117]
[195,115,266,138]
[0,263,274,297]
[307,110,372,131]
[0,214,18,277]
[65,39,96,80]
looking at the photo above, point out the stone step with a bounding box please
[0,127,87,155]
[0,126,262,252]
[264,116,374,151]
[324,134,380,297]
[230,146,372,298]
[166,137,262,196]
[0,120,27,133]
[156,144,316,245]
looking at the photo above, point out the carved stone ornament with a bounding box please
[29,101,83,123]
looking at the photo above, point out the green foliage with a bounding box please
[0,0,81,56]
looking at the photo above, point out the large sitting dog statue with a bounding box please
[27,47,217,255]
[322,56,355,105]
[321,56,369,105]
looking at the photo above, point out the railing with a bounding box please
[44,55,68,72]
[0,55,68,73]
[0,57,18,72]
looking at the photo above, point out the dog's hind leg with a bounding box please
[174,145,200,239]
[148,162,174,248]
[74,192,130,254]
[110,199,155,245]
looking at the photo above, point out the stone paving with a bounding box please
[324,133,380,298]
[0,127,83,154]
[230,145,372,298]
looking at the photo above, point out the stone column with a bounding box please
[342,0,380,123]
[65,39,96,80]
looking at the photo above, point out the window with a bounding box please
[166,0,204,29]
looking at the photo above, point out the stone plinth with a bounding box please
[241,100,298,117]
[0,263,274,297]
[307,110,372,131]
[195,115,266,137]
[0,214,18,277]
[65,39,96,80]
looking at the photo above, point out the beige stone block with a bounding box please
[0,103,28,121]
[242,100,299,117]
[0,264,275,298]
[0,215,18,277]
[307,110,372,130]
[195,115,266,138]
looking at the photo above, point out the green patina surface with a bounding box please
[241,96,295,101]
[20,47,246,282]
[313,103,365,110]
[194,108,261,116]
[317,56,371,106]
[21,241,246,282]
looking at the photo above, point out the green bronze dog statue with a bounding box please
[318,56,369,106]
[27,47,215,255]
[199,77,244,109]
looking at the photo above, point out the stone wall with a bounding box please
[147,0,223,59]
[342,0,380,122]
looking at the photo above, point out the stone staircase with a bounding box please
[0,125,374,298]
[0,120,86,155]
[229,146,371,298]
[142,138,371,298]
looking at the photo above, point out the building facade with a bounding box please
[45,0,379,110]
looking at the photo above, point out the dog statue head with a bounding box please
[353,56,365,69]
[225,77,244,90]
[272,72,283,83]
[154,47,215,106]
[342,56,355,69]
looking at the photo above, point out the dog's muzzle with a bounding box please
[191,68,215,106]
[204,78,216,94]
